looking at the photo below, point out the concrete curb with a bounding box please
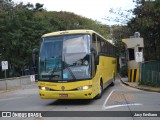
[118,74,160,93]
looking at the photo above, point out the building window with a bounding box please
[128,48,135,60]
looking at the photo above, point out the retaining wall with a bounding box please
[0,75,36,90]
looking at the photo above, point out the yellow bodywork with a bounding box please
[38,80,94,99]
[38,56,117,99]
[38,29,117,99]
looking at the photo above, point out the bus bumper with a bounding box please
[39,89,94,99]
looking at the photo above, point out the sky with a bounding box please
[13,0,136,25]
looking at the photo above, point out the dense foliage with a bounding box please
[0,0,110,78]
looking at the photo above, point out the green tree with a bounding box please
[0,0,111,78]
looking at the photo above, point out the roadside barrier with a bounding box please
[141,61,160,86]
[128,68,139,82]
[0,75,36,90]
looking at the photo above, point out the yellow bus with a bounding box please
[38,30,117,99]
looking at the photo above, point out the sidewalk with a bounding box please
[119,75,160,93]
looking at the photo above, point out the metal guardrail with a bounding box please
[141,61,160,86]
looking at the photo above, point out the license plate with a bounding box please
[59,94,68,97]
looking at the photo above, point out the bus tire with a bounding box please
[95,80,103,99]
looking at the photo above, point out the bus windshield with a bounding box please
[39,34,91,81]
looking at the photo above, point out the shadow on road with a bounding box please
[47,99,94,106]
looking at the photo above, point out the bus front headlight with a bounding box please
[39,86,46,90]
[39,86,51,91]
[77,85,92,90]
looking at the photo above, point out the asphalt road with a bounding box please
[0,77,160,120]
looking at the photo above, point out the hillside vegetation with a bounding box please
[0,0,110,78]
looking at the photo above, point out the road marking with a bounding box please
[103,103,143,110]
[102,89,143,110]
[102,89,117,110]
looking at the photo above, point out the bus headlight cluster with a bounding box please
[39,86,46,90]
[77,85,92,90]
[39,86,50,91]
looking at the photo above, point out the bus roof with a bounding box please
[42,29,96,38]
[42,29,115,45]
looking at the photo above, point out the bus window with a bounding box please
[92,34,97,52]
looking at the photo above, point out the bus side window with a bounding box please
[92,34,97,52]
[101,40,105,55]
[106,42,109,56]
[97,36,101,54]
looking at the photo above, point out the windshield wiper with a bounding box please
[63,56,76,80]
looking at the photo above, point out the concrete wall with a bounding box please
[124,37,144,82]
[0,75,36,90]
[125,38,144,48]
[128,60,139,69]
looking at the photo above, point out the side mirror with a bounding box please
[32,48,39,65]
[95,55,99,65]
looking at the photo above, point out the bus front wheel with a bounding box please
[95,80,103,99]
